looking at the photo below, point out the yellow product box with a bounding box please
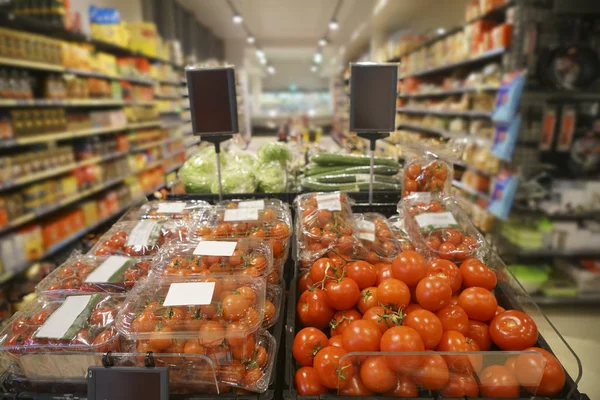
[126,22,159,57]
[92,22,129,48]
[59,176,78,197]
[20,224,43,260]
[95,52,118,76]
[81,201,98,225]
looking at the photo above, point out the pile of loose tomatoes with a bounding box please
[293,251,566,397]
[403,159,450,197]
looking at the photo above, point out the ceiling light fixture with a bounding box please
[256,49,265,58]
[259,58,267,65]
[436,27,446,35]
[311,65,318,73]
[232,14,243,24]
[247,36,255,44]
[318,38,328,47]
[313,53,323,64]
[267,66,275,74]
[328,18,339,31]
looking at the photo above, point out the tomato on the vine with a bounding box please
[295,366,328,395]
[312,346,354,389]
[460,259,497,290]
[377,278,410,310]
[391,251,427,287]
[292,327,329,366]
[357,287,378,314]
[341,320,381,352]
[380,326,425,373]
[325,277,360,310]
[458,287,497,322]
[346,261,377,289]
[514,347,565,396]
[329,309,362,336]
[362,306,403,334]
[297,288,335,330]
[360,355,397,393]
[415,276,452,312]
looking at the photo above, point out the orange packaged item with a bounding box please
[492,23,512,49]
[403,153,453,197]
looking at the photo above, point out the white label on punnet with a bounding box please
[356,220,376,242]
[35,295,92,339]
[85,256,130,283]
[127,220,160,246]
[224,208,259,221]
[156,202,187,214]
[163,282,216,306]
[193,241,237,256]
[238,200,265,210]
[316,193,341,211]
[415,211,458,229]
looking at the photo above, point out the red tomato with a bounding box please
[375,262,393,285]
[489,310,538,351]
[413,353,449,390]
[391,251,427,287]
[297,289,335,330]
[298,272,314,293]
[426,235,442,250]
[380,326,425,373]
[458,287,497,322]
[357,287,378,314]
[329,309,362,336]
[441,373,479,397]
[383,375,418,397]
[437,242,457,260]
[377,278,410,310]
[436,330,481,374]
[329,335,343,348]
[346,261,377,289]
[403,303,423,314]
[404,309,443,350]
[339,374,374,396]
[341,320,382,352]
[406,163,422,180]
[415,276,452,312]
[427,259,462,293]
[325,277,360,310]
[467,320,492,351]
[295,366,328,396]
[442,229,463,245]
[360,355,397,393]
[310,258,338,284]
[292,327,329,366]
[495,305,506,317]
[460,259,497,290]
[514,347,566,396]
[30,310,51,325]
[313,346,354,390]
[504,356,517,376]
[404,178,418,192]
[479,365,520,398]
[362,306,402,334]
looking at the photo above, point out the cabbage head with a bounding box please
[178,146,226,193]
[211,163,257,194]
[257,142,291,165]
[256,161,287,193]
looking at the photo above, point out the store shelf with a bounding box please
[0,98,125,107]
[499,237,600,259]
[396,123,445,137]
[510,206,600,221]
[453,160,496,177]
[530,294,600,306]
[157,79,183,86]
[0,151,127,192]
[0,56,64,72]
[398,86,499,99]
[398,48,506,80]
[452,179,491,202]
[124,100,156,107]
[125,120,162,130]
[397,107,492,118]
[154,94,181,100]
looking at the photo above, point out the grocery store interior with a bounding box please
[0,0,599,398]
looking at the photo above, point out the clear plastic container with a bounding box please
[402,151,453,197]
[0,294,122,380]
[387,214,416,252]
[193,204,292,262]
[116,274,266,342]
[119,200,211,222]
[218,198,289,212]
[36,254,151,296]
[401,192,487,263]
[90,220,189,257]
[353,212,402,263]
[294,192,359,271]
[264,284,281,330]
[151,237,274,279]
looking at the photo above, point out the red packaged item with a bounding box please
[294,192,359,271]
[119,200,211,222]
[403,152,453,197]
[353,213,402,263]
[0,294,122,380]
[36,254,151,296]
[401,193,487,263]
[90,220,188,257]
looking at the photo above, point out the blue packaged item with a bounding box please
[89,5,121,24]
[492,70,527,124]
[489,170,519,220]
[492,115,521,161]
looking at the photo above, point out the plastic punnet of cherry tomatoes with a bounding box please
[36,255,151,295]
[92,220,188,257]
[0,294,122,360]
[119,200,211,222]
[353,213,402,263]
[403,158,451,197]
[387,214,415,252]
[218,198,289,213]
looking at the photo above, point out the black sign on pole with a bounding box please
[87,366,169,400]
[348,63,399,204]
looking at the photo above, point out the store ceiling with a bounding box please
[177,0,467,90]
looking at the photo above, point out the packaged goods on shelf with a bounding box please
[123,105,158,123]
[89,6,129,49]
[402,150,453,197]
[0,27,63,65]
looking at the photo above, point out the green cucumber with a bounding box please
[303,164,349,177]
[313,173,401,185]
[301,177,401,192]
[311,153,398,167]
[304,164,400,177]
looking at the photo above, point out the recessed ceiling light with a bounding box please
[267,66,275,74]
[247,36,255,44]
[436,27,446,35]
[259,58,267,65]
[232,14,243,24]
[318,38,328,47]
[256,49,265,58]
[311,65,318,72]
[313,53,323,64]
[329,19,339,31]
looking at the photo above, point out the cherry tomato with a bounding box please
[404,309,443,350]
[460,259,497,290]
[479,365,520,398]
[298,272,313,293]
[415,276,452,312]
[426,235,442,250]
[325,277,360,310]
[413,353,449,390]
[437,242,457,260]
[467,320,492,351]
[297,288,335,330]
[441,373,479,397]
[375,263,393,285]
[11,317,28,334]
[292,327,329,366]
[514,347,566,396]
[458,287,497,322]
[380,326,425,373]
[149,326,173,350]
[377,278,410,311]
[295,366,328,396]
[436,305,469,335]
[346,261,377,290]
[222,294,250,321]
[313,346,354,389]
[330,309,362,336]
[362,306,402,334]
[427,259,462,293]
[360,355,397,393]
[90,308,116,326]
[357,287,378,314]
[384,375,418,397]
[406,163,422,180]
[30,310,51,325]
[443,229,463,245]
[489,310,538,351]
[391,251,427,287]
[198,321,225,347]
[341,320,381,352]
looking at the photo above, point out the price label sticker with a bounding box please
[85,256,132,283]
[316,193,341,211]
[356,219,376,242]
[127,220,163,247]
[237,200,265,210]
[163,282,216,306]
[224,208,259,221]
[414,212,458,230]
[156,202,187,214]
[35,295,93,339]
[193,241,237,256]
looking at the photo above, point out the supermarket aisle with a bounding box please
[246,134,341,153]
